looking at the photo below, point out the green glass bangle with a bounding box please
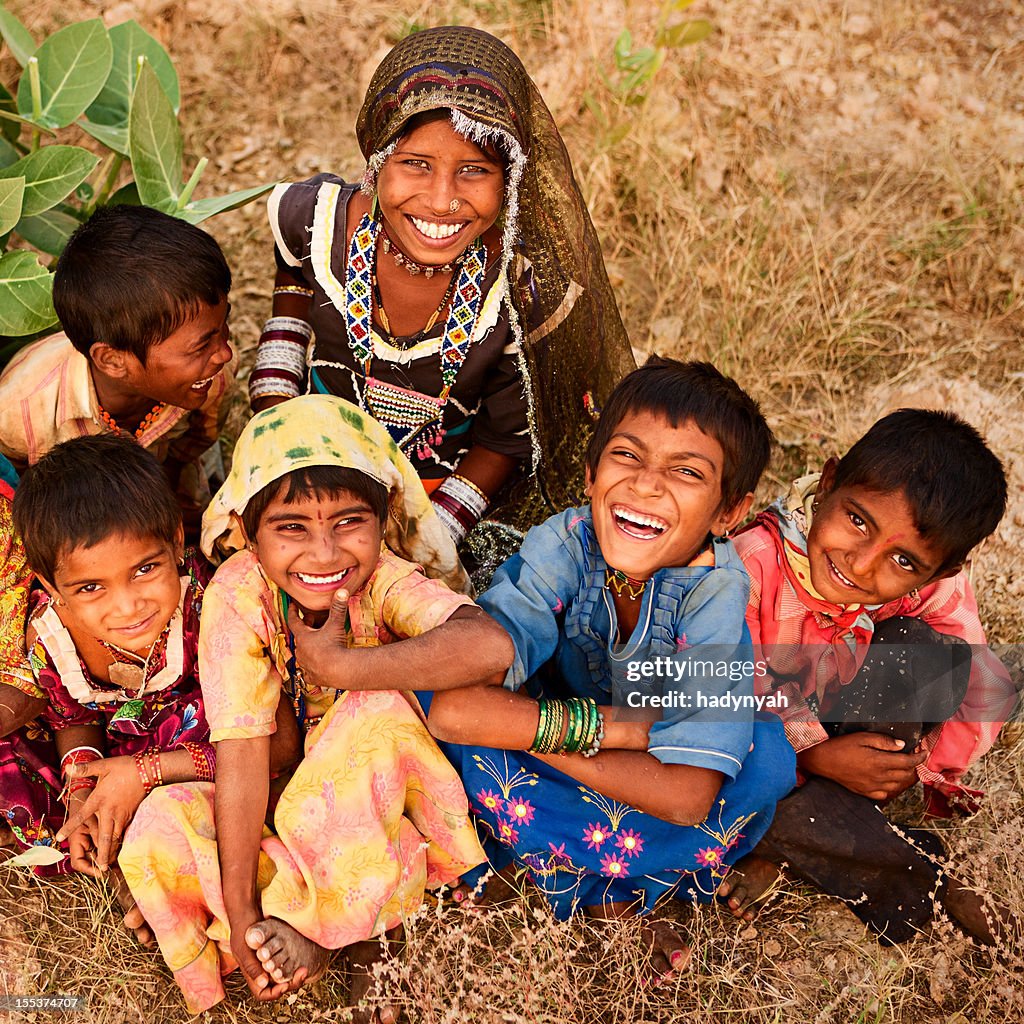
[580,698,598,751]
[557,696,573,753]
[567,697,588,753]
[561,698,579,753]
[531,698,549,752]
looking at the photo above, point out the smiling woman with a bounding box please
[249,26,635,543]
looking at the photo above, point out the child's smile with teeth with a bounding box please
[612,505,668,539]
[253,486,385,619]
[587,410,748,582]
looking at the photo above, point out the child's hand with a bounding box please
[64,787,101,876]
[798,733,926,801]
[56,756,146,872]
[287,588,350,691]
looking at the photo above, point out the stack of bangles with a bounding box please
[60,746,102,800]
[132,742,216,795]
[248,301,314,403]
[133,748,164,795]
[181,741,216,783]
[430,473,489,545]
[531,697,604,758]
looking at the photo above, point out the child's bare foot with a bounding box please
[717,855,781,921]
[108,866,156,948]
[942,877,1015,945]
[245,918,330,989]
[348,926,402,1024]
[586,901,690,981]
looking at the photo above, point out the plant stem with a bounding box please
[177,156,207,210]
[86,153,124,216]
[28,57,41,152]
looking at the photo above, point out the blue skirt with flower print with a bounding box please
[417,701,796,919]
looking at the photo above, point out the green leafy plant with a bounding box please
[605,0,713,104]
[0,9,274,350]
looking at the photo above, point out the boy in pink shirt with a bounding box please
[720,409,1016,943]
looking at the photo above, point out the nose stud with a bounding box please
[449,198,460,213]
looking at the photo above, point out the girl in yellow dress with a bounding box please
[120,396,510,1014]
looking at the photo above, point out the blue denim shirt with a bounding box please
[477,506,756,778]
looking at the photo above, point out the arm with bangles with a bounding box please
[433,444,520,532]
[250,266,314,414]
[427,685,720,826]
[56,727,214,874]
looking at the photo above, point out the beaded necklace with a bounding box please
[97,401,166,440]
[380,226,470,278]
[605,568,648,601]
[344,212,486,459]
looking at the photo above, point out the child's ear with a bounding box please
[715,492,755,538]
[173,523,185,566]
[38,577,62,604]
[817,457,840,498]
[89,342,132,381]
[583,464,593,498]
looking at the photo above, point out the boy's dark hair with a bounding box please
[12,434,182,585]
[241,466,390,540]
[53,205,231,364]
[586,357,774,510]
[833,409,1006,571]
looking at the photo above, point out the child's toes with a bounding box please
[642,917,691,980]
[245,924,268,952]
[256,933,286,964]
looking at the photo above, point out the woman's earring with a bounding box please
[811,500,820,513]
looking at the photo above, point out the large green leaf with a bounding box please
[16,20,112,130]
[0,177,24,235]
[0,7,36,68]
[0,250,57,335]
[129,58,182,209]
[0,146,99,217]
[86,20,179,128]
[0,82,20,143]
[179,182,277,224]
[79,118,128,155]
[15,207,79,256]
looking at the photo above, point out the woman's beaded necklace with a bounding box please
[380,226,469,278]
[345,212,486,403]
[97,401,166,440]
[343,211,487,460]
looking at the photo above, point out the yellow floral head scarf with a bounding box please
[202,395,470,594]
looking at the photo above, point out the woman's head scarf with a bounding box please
[201,394,470,595]
[357,26,636,523]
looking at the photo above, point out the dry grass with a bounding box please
[1,0,1023,1020]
